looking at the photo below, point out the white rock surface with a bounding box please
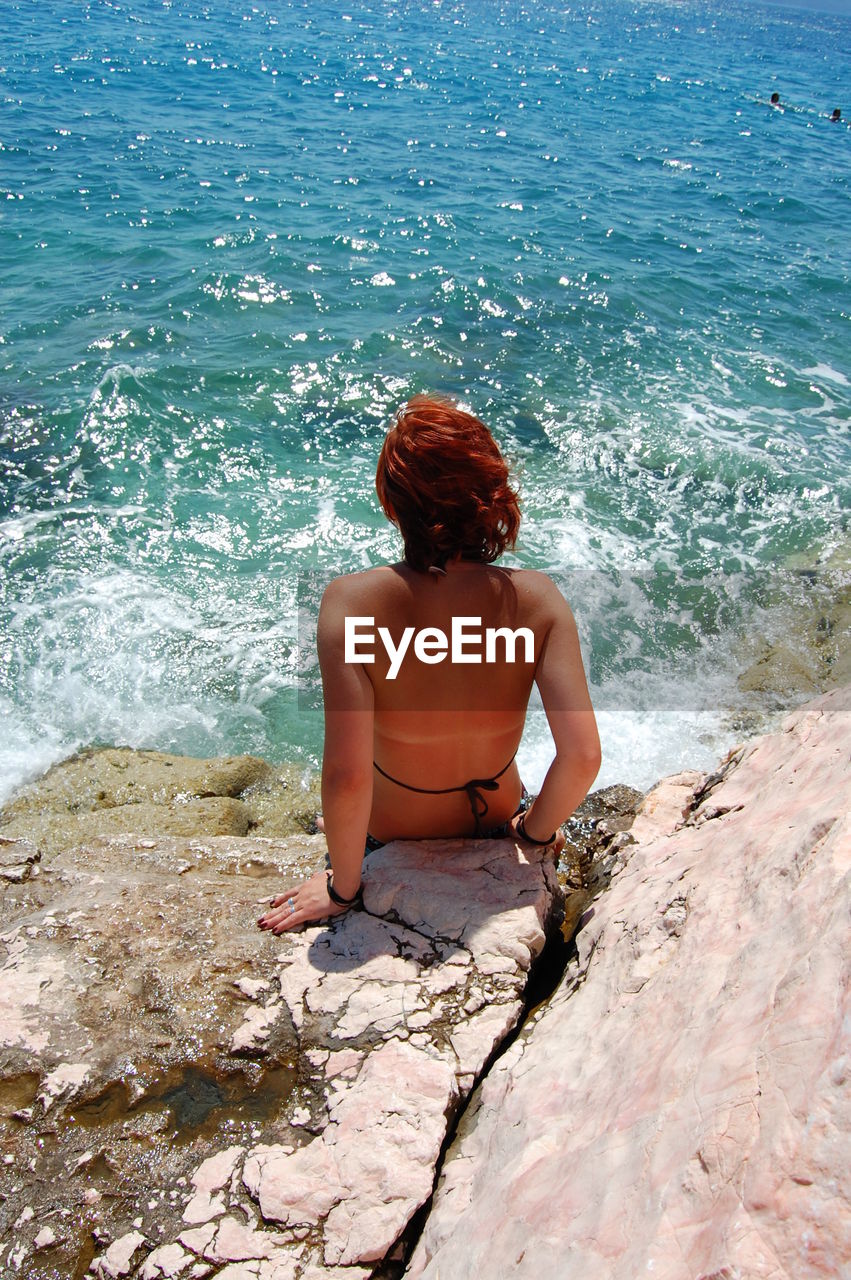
[407,687,851,1280]
[137,1243,193,1279]
[0,825,557,1277]
[92,1230,148,1277]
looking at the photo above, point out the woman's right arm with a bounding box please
[258,577,374,934]
[316,577,375,900]
[514,577,601,844]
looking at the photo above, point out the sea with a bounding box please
[1,0,849,805]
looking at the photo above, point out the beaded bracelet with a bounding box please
[516,814,558,847]
[326,872,364,909]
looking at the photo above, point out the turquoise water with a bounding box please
[2,0,849,800]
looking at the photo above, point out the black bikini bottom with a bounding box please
[372,753,518,838]
[364,787,529,854]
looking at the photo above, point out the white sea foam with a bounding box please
[801,363,849,388]
[0,503,149,553]
[518,652,752,795]
[0,566,302,806]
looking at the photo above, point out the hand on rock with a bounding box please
[258,868,348,934]
[510,813,566,859]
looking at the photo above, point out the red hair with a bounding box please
[375,395,521,573]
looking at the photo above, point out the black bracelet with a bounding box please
[517,814,558,847]
[326,872,364,908]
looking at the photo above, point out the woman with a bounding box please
[259,395,601,934]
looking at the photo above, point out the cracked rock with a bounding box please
[0,806,558,1278]
[407,686,851,1279]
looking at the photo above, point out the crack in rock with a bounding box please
[403,688,851,1280]
[0,829,557,1279]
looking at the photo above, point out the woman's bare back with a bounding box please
[319,560,571,840]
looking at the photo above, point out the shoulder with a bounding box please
[319,567,406,628]
[322,568,399,601]
[504,568,575,617]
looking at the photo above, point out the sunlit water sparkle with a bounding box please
[2,0,849,800]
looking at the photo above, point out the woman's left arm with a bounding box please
[258,577,374,934]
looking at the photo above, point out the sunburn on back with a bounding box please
[344,614,535,680]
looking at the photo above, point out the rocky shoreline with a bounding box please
[1,685,849,1279]
[0,749,323,861]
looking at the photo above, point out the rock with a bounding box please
[191,1146,245,1197]
[92,1230,148,1277]
[4,748,273,812]
[407,685,851,1279]
[0,836,40,883]
[182,1147,244,1224]
[54,795,254,841]
[628,768,702,844]
[243,1039,457,1265]
[0,824,558,1278]
[737,640,822,695]
[558,783,645,941]
[736,563,851,705]
[138,1243,194,1279]
[38,1061,92,1110]
[0,748,322,861]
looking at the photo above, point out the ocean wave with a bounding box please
[2,0,849,797]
